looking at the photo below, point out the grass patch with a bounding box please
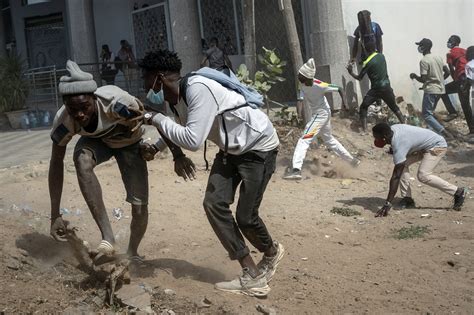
[393,225,431,240]
[330,207,361,217]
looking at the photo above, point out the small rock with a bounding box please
[301,257,308,261]
[199,297,212,308]
[420,214,430,218]
[6,257,21,270]
[447,261,456,267]
[91,296,104,308]
[454,252,460,255]
[164,289,176,295]
[18,249,29,257]
[334,227,341,232]
[256,304,277,315]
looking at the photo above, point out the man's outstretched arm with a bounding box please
[49,143,69,241]
[376,162,405,217]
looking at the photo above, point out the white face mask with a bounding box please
[146,74,165,105]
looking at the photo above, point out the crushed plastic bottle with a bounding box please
[112,207,123,220]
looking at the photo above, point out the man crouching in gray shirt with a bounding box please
[372,123,467,217]
[139,50,284,297]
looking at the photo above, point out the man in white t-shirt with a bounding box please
[283,58,360,180]
[371,122,467,217]
[49,60,194,265]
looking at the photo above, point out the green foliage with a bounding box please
[274,105,300,127]
[393,225,430,240]
[236,47,286,97]
[0,55,29,113]
[330,207,361,217]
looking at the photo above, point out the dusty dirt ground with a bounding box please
[0,116,473,314]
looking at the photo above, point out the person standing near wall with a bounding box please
[100,44,117,85]
[200,37,233,75]
[117,40,137,92]
[444,35,474,135]
[409,38,454,139]
[349,10,384,107]
[350,10,383,64]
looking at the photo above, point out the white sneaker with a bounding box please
[215,268,270,297]
[257,241,285,282]
[283,168,302,180]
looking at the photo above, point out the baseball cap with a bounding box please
[415,38,433,49]
[448,35,461,45]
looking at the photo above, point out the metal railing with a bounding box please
[24,62,146,112]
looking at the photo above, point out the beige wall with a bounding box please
[342,0,474,109]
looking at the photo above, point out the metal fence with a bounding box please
[24,62,146,113]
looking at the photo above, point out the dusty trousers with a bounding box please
[400,148,457,197]
[203,149,277,260]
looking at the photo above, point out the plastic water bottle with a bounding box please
[43,111,51,126]
[28,112,38,128]
[20,113,30,129]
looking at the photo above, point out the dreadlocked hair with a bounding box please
[138,49,182,72]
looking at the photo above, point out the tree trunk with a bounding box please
[243,0,256,77]
[279,0,309,123]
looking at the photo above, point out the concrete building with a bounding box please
[3,0,472,110]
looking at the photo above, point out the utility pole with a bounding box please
[307,0,354,111]
[279,0,310,123]
[243,0,256,77]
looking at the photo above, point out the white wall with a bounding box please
[341,0,474,109]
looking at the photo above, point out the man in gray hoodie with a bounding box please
[139,50,284,297]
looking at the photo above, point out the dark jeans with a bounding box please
[444,79,473,133]
[360,86,401,119]
[203,149,278,260]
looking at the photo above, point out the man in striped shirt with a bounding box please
[284,58,360,180]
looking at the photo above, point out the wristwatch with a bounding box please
[144,112,154,124]
[383,201,392,207]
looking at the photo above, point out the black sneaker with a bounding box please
[397,197,416,209]
[283,168,302,180]
[453,187,468,211]
[443,113,458,122]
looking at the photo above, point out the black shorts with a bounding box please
[74,137,148,205]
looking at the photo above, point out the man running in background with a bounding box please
[284,58,360,180]
[445,35,473,135]
[410,38,454,139]
[347,42,405,132]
